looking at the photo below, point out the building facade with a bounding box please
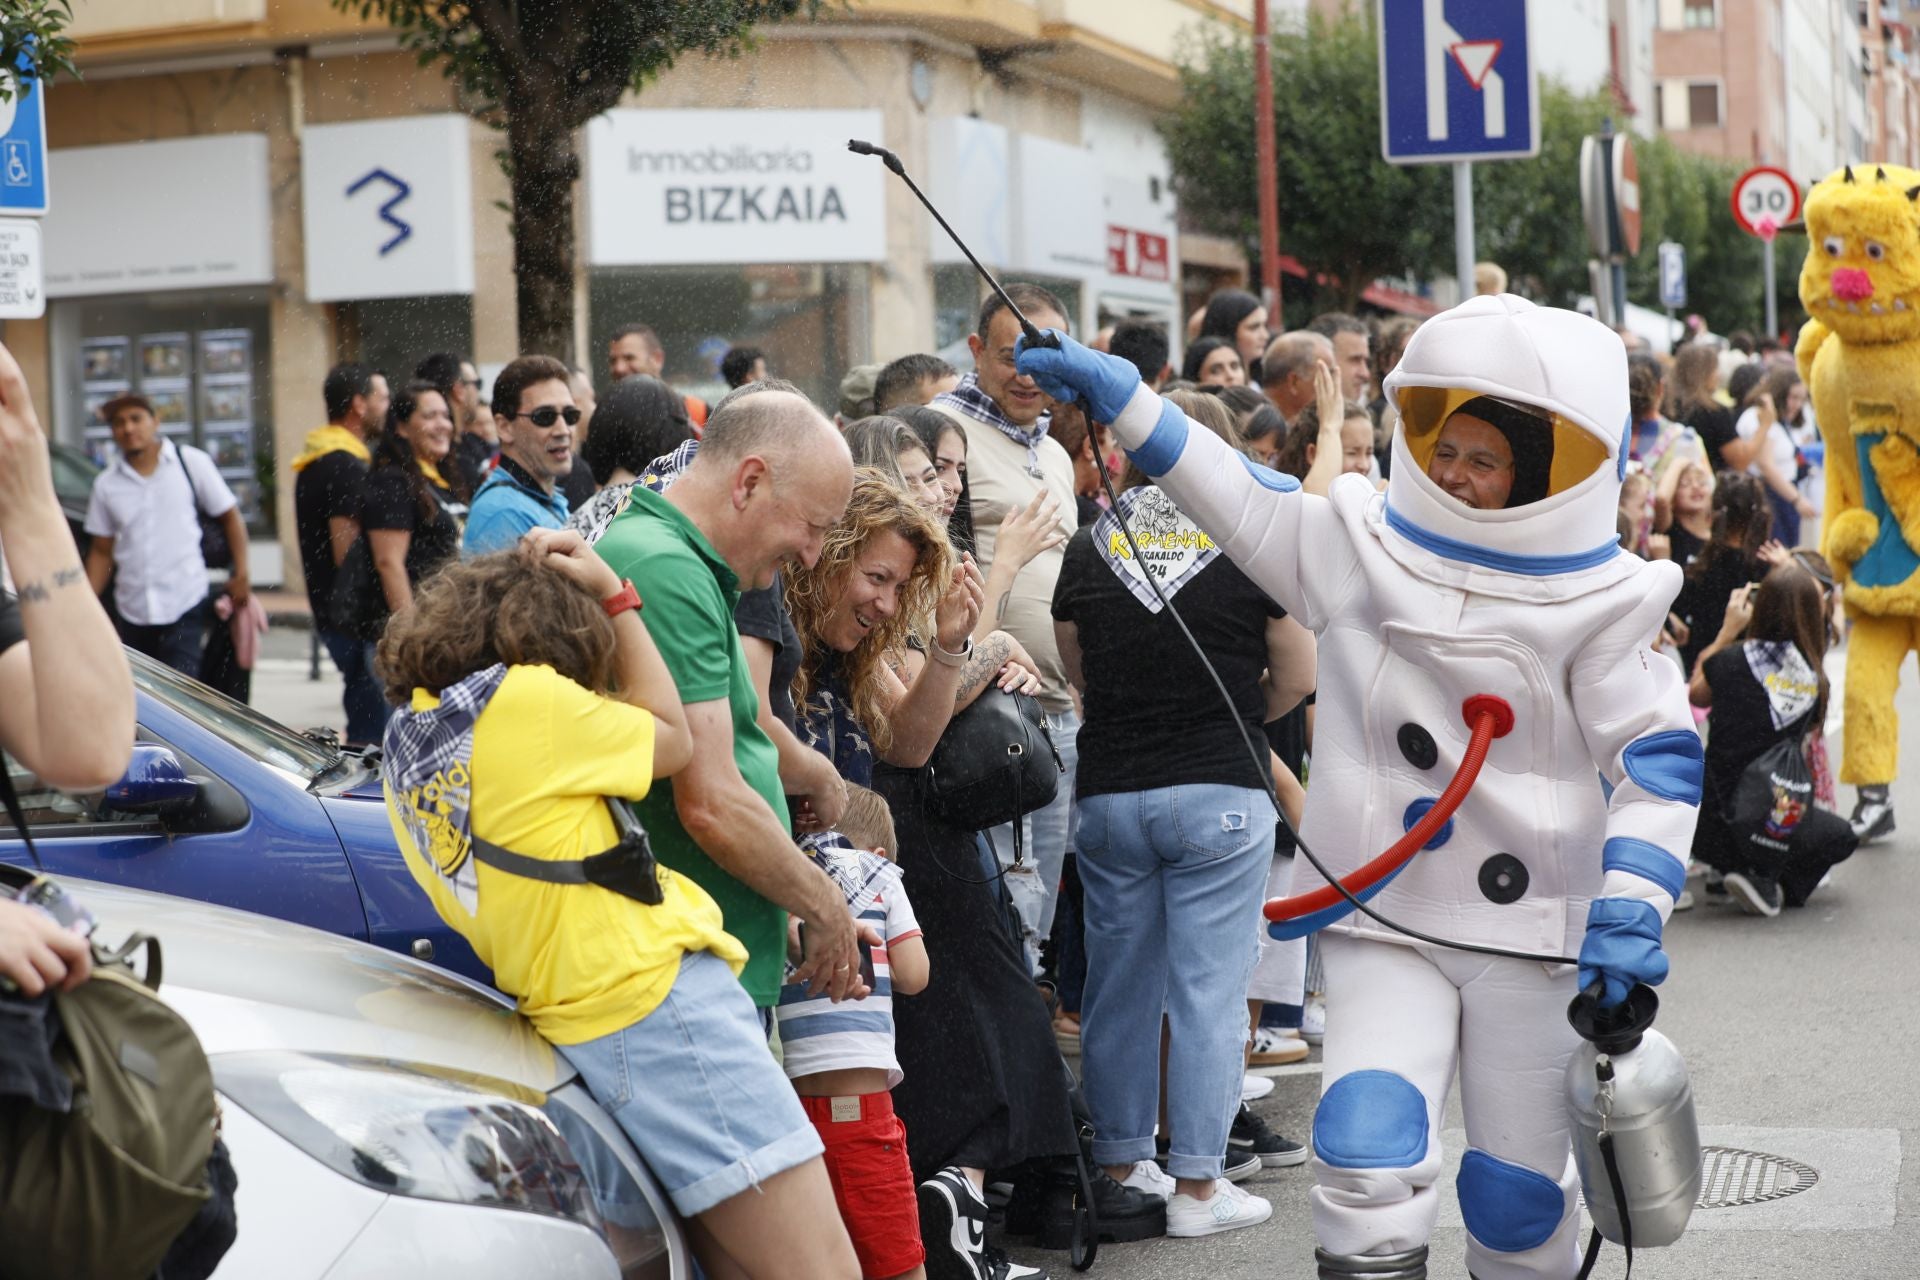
[16,0,1240,586]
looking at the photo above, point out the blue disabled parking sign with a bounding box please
[1379,0,1540,166]
[0,64,48,217]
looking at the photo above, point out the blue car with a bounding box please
[0,649,490,984]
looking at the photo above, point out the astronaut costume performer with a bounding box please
[1017,295,1700,1280]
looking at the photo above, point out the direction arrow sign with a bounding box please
[0,217,44,318]
[1379,0,1540,165]
[0,61,49,217]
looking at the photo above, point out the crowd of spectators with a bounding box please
[56,266,1870,1275]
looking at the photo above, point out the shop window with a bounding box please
[339,296,475,392]
[587,265,869,415]
[51,288,275,535]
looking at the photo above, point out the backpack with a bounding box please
[0,763,231,1280]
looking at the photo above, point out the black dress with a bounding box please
[798,674,1077,1179]
[874,760,1080,1180]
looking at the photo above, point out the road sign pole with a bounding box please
[1763,236,1778,340]
[1454,160,1475,299]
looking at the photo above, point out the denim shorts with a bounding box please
[557,949,824,1218]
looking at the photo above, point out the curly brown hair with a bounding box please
[374,548,617,705]
[783,471,953,752]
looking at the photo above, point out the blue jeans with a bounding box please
[1076,783,1273,1181]
[557,950,823,1218]
[318,628,390,748]
[990,707,1079,970]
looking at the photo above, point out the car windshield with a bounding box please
[130,650,338,780]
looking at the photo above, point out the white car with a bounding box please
[72,878,691,1279]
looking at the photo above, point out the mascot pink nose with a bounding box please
[1832,268,1876,301]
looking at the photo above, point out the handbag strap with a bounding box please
[0,752,43,870]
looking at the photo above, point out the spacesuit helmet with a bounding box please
[1381,294,1630,568]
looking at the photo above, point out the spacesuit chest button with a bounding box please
[1397,722,1438,770]
[1477,854,1529,904]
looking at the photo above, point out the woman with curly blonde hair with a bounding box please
[783,473,1133,1274]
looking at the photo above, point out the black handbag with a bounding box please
[1722,735,1855,882]
[920,688,1061,832]
[177,447,233,571]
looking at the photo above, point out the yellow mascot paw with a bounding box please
[1828,508,1882,569]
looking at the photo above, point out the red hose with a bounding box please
[1264,695,1514,923]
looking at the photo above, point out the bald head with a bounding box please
[1259,331,1335,418]
[680,385,852,589]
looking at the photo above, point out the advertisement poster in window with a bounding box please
[138,333,191,382]
[201,378,252,426]
[203,425,254,473]
[81,336,129,384]
[198,329,251,377]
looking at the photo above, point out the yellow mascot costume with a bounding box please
[1796,163,1920,841]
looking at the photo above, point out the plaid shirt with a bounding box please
[380,664,509,913]
[935,373,1050,476]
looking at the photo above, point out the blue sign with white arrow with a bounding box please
[0,60,49,217]
[1379,0,1540,166]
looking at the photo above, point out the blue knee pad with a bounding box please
[1457,1148,1566,1253]
[1312,1070,1429,1169]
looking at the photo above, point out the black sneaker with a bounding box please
[1231,1103,1309,1167]
[1722,871,1784,918]
[1032,1163,1166,1249]
[920,1167,989,1280]
[1155,1135,1263,1182]
[1851,787,1896,844]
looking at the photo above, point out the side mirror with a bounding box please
[105,744,200,816]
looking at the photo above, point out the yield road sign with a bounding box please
[0,218,44,318]
[0,62,48,217]
[1379,0,1540,165]
[1731,167,1800,240]
[1659,241,1687,309]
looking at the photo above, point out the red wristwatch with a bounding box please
[601,579,643,618]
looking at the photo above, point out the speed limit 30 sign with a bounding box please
[1732,166,1801,240]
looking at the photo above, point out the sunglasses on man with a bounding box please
[510,405,583,429]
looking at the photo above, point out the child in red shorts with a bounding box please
[776,786,930,1280]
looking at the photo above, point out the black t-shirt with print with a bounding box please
[1666,523,1706,569]
[735,573,801,733]
[560,463,596,513]
[1700,644,1816,807]
[1052,523,1284,800]
[361,466,461,589]
[294,450,368,619]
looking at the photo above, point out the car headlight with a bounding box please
[213,1051,602,1233]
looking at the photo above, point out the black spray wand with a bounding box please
[847,139,1059,351]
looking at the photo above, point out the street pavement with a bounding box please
[254,634,1918,1279]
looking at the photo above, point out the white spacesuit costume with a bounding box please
[1018,296,1701,1280]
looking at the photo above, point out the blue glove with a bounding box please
[1578,898,1669,1008]
[1014,329,1142,425]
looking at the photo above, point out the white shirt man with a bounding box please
[84,394,244,677]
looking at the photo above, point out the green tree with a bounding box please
[0,0,78,104]
[333,0,814,357]
[1163,12,1452,315]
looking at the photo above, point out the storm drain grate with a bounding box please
[1694,1146,1819,1209]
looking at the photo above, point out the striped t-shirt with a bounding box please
[775,838,922,1087]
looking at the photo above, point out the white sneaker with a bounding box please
[1241,1073,1275,1102]
[1165,1178,1273,1237]
[1301,996,1326,1045]
[1248,1026,1309,1065]
[1120,1160,1175,1202]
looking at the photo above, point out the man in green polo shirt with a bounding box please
[595,384,862,1009]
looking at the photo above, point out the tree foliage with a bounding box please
[1166,8,1792,335]
[333,0,816,356]
[0,0,79,104]
[1162,12,1451,315]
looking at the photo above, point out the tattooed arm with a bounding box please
[0,342,134,789]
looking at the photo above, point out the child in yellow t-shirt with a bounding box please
[377,529,857,1279]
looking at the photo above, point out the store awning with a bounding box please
[1277,255,1442,318]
